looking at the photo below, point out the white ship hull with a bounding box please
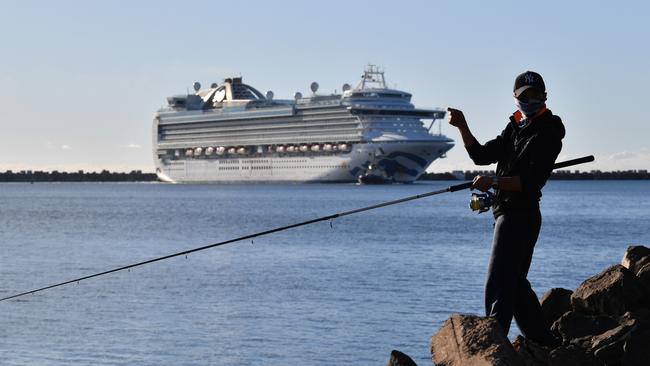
[155,140,451,183]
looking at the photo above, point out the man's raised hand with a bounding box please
[447,107,468,130]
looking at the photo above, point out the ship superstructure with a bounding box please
[153,65,454,183]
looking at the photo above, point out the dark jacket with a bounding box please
[466,109,565,217]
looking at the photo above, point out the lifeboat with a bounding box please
[205,147,214,156]
[185,149,194,157]
[286,145,295,153]
[236,147,247,155]
[338,143,350,152]
[276,145,285,153]
[299,145,309,152]
[311,144,321,152]
[174,149,181,157]
[227,147,237,155]
[216,146,226,155]
[323,143,333,151]
[194,147,203,156]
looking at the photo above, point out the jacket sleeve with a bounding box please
[519,133,562,193]
[465,126,509,166]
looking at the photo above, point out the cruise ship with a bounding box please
[153,66,454,183]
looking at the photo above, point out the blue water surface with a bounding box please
[0,181,648,365]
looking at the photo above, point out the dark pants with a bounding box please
[485,208,557,346]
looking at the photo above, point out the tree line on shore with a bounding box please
[0,170,157,182]
[0,169,648,182]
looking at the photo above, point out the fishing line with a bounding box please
[0,155,594,302]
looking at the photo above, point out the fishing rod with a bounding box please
[0,155,594,302]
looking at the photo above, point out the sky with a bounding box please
[1,0,648,173]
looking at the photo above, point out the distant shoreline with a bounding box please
[419,169,650,181]
[0,170,157,182]
[1,169,649,182]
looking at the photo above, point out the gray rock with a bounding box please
[568,336,594,351]
[590,316,637,365]
[619,310,650,327]
[430,314,522,366]
[512,336,550,366]
[386,349,418,366]
[621,245,650,273]
[551,311,618,343]
[540,288,573,328]
[594,340,625,365]
[634,260,650,295]
[632,255,650,275]
[622,326,650,366]
[571,265,647,317]
[548,345,604,366]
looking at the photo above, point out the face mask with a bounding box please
[514,97,545,117]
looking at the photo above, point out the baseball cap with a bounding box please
[513,71,546,98]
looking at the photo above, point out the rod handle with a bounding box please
[448,181,473,192]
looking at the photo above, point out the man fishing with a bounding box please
[447,71,565,347]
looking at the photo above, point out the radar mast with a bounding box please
[356,64,387,90]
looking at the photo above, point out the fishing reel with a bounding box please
[469,191,495,214]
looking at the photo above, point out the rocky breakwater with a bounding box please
[386,245,650,366]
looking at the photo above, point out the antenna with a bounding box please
[310,82,319,94]
[356,64,387,90]
[294,92,302,100]
[193,82,201,92]
[266,90,274,101]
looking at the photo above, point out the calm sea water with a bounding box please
[1,181,648,365]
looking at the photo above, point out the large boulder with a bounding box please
[540,288,573,327]
[386,349,418,366]
[621,245,650,273]
[429,314,522,366]
[551,311,618,343]
[571,265,647,317]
